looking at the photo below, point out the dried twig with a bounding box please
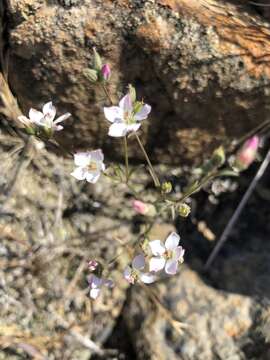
[49,307,105,356]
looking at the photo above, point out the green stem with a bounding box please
[123,136,129,183]
[177,172,216,204]
[134,132,160,188]
[101,84,113,105]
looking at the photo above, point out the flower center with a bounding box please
[88,161,98,172]
[123,111,134,125]
[164,250,173,259]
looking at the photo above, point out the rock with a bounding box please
[4,0,270,164]
[124,267,254,360]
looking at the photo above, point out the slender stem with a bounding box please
[134,132,160,188]
[205,147,270,269]
[101,84,113,105]
[123,136,129,183]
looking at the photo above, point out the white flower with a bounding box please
[18,101,71,132]
[87,274,114,300]
[71,149,105,183]
[124,254,156,284]
[103,93,151,137]
[149,232,185,275]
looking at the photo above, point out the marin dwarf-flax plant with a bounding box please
[16,48,259,307]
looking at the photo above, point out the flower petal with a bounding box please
[139,272,156,284]
[149,256,166,272]
[104,106,123,123]
[108,123,128,137]
[43,101,56,120]
[54,125,63,131]
[134,104,151,121]
[119,94,133,112]
[165,260,178,275]
[86,171,101,184]
[103,279,114,288]
[70,167,87,180]
[123,266,134,284]
[126,123,141,133]
[172,246,185,261]
[132,254,145,270]
[165,232,180,251]
[74,153,90,167]
[88,274,102,288]
[29,108,44,123]
[149,240,166,256]
[54,112,71,124]
[90,149,104,163]
[90,288,100,299]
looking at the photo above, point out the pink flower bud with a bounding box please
[132,200,148,215]
[101,64,111,81]
[88,260,98,271]
[132,200,156,217]
[234,136,259,170]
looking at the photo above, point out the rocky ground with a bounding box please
[0,124,269,360]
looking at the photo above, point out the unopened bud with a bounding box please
[128,84,136,103]
[132,200,156,217]
[84,68,98,83]
[88,260,98,271]
[161,181,172,194]
[101,64,111,81]
[233,136,259,171]
[211,146,225,168]
[178,203,191,218]
[93,48,102,70]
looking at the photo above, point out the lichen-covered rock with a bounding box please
[124,267,254,360]
[5,0,270,164]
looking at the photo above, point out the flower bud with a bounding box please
[132,200,156,217]
[161,181,172,194]
[128,84,136,102]
[101,64,111,81]
[84,68,98,83]
[212,146,226,168]
[178,203,191,218]
[233,136,259,171]
[93,48,102,70]
[88,260,98,271]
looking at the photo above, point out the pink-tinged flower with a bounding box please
[88,260,98,271]
[124,254,156,284]
[101,64,111,81]
[234,136,259,171]
[149,232,185,275]
[18,101,71,132]
[103,93,151,137]
[71,149,105,183]
[87,274,114,300]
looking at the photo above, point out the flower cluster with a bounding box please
[20,47,259,304]
[123,232,185,286]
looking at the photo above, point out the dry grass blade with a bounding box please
[0,73,22,125]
